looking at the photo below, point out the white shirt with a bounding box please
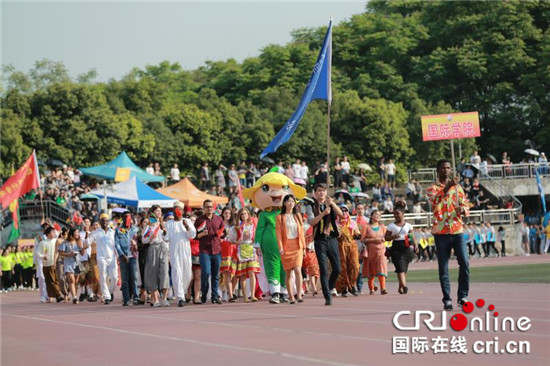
[412,204,422,214]
[170,168,181,181]
[386,163,396,175]
[285,214,299,239]
[387,222,413,241]
[88,228,116,261]
[300,165,309,180]
[146,167,154,175]
[341,161,350,174]
[383,199,394,212]
[164,219,196,244]
[79,231,92,261]
[292,164,301,179]
[37,238,57,267]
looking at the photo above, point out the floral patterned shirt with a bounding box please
[427,181,470,235]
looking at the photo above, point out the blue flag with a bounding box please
[535,168,547,214]
[260,19,332,159]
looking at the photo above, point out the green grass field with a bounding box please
[385,263,550,283]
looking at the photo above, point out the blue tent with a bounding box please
[90,177,175,208]
[79,151,164,183]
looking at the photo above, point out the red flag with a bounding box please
[196,220,207,233]
[53,222,61,232]
[0,150,41,208]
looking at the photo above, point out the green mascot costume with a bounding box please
[243,172,306,303]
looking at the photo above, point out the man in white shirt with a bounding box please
[292,159,302,179]
[164,201,197,307]
[385,159,397,189]
[341,156,351,185]
[300,161,309,182]
[145,163,154,176]
[170,163,181,183]
[35,226,64,302]
[33,227,48,302]
[88,213,118,304]
[470,151,481,169]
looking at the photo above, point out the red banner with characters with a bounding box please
[421,112,480,141]
[0,150,41,208]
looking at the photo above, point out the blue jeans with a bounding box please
[434,234,469,303]
[119,257,139,303]
[199,253,221,301]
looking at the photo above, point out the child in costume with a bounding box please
[243,172,306,304]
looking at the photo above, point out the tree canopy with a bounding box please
[2,0,547,178]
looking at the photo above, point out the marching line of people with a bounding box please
[2,170,545,312]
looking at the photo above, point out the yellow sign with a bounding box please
[115,168,131,182]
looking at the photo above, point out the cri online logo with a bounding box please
[393,298,532,332]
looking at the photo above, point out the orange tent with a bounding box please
[156,178,228,208]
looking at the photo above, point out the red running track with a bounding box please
[1,258,549,366]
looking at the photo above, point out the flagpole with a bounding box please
[327,102,331,188]
[326,17,333,189]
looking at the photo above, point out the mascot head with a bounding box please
[243,172,307,210]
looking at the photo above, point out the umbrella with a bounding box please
[301,197,314,206]
[46,158,64,167]
[524,148,540,157]
[112,207,129,214]
[357,163,372,172]
[37,160,47,167]
[334,189,352,202]
[293,178,306,186]
[351,192,370,199]
[80,193,100,201]
[486,153,497,164]
[261,156,275,164]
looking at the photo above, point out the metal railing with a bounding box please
[19,200,70,224]
[379,208,520,228]
[409,163,550,184]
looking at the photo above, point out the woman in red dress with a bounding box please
[219,207,236,302]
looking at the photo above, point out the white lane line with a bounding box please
[1,313,361,366]
[126,313,391,344]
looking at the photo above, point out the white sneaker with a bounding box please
[40,297,48,303]
[330,288,339,297]
[162,299,170,307]
[153,301,162,307]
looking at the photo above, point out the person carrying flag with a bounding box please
[427,159,470,311]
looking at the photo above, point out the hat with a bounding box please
[174,201,185,209]
[99,213,109,220]
[164,211,174,219]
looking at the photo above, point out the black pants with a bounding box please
[486,241,499,256]
[13,264,23,287]
[22,268,34,288]
[501,240,506,256]
[138,246,149,290]
[2,271,12,290]
[314,236,341,301]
